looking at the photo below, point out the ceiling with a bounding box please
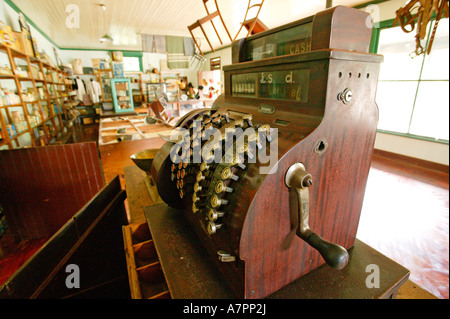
[12,0,374,52]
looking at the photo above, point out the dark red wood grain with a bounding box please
[0,142,105,241]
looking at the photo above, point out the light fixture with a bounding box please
[98,3,113,43]
[100,34,113,43]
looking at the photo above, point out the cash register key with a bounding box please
[215,181,233,194]
[246,132,262,151]
[231,154,246,170]
[210,195,229,208]
[203,110,212,117]
[200,161,210,172]
[196,171,206,182]
[258,124,273,142]
[194,182,202,192]
[171,173,176,181]
[238,142,255,160]
[242,114,253,127]
[207,221,223,234]
[208,208,225,221]
[212,116,223,125]
[234,119,244,128]
[220,131,228,142]
[203,151,214,162]
[221,167,239,181]
[222,112,230,123]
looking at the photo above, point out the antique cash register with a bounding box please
[149,6,383,299]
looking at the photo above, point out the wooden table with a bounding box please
[122,166,410,299]
[98,114,173,146]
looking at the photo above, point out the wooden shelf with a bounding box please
[0,44,72,149]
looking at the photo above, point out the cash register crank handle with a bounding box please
[285,163,349,270]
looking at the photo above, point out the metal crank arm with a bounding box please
[285,163,349,270]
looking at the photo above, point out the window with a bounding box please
[123,56,140,72]
[121,52,143,72]
[210,57,221,71]
[373,18,449,142]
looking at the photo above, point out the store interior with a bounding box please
[0,0,448,301]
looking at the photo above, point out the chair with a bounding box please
[190,38,207,70]
[233,0,266,41]
[146,97,176,126]
[188,0,233,55]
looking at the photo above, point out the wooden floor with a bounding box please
[1,123,447,299]
[358,153,449,299]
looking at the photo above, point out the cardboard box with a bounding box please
[13,31,34,56]
[82,117,94,125]
[0,24,13,47]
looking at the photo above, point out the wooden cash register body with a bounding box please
[151,6,383,299]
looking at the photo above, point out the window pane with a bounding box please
[409,81,449,140]
[421,19,449,80]
[378,27,423,80]
[376,81,417,133]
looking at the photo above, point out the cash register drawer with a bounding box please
[122,222,171,299]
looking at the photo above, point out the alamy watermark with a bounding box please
[65,264,80,289]
[365,4,380,29]
[365,264,380,289]
[65,4,80,29]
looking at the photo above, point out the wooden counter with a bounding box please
[144,204,410,299]
[122,166,411,299]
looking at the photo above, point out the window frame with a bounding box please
[370,17,449,145]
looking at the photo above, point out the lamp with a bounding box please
[98,3,113,43]
[100,34,113,43]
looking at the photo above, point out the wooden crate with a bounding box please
[122,222,170,299]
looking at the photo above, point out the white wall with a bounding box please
[58,49,111,69]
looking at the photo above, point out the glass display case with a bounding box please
[147,82,166,103]
[96,69,113,101]
[111,78,134,113]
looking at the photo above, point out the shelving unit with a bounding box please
[160,71,180,102]
[146,82,166,103]
[0,43,72,150]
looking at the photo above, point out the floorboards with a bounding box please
[357,153,449,299]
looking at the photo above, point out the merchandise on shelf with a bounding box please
[0,65,12,76]
[0,89,21,105]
